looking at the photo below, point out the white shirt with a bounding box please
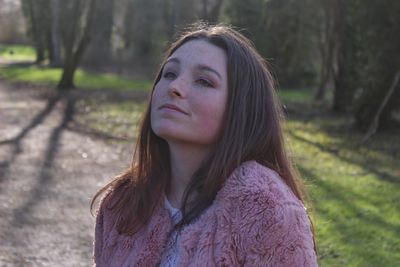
[159,196,183,267]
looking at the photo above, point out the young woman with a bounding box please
[92,24,318,267]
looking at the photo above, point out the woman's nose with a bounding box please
[168,86,182,97]
[167,76,187,98]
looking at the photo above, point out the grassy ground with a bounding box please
[0,64,152,91]
[0,44,152,91]
[0,44,36,61]
[282,91,400,267]
[1,49,399,266]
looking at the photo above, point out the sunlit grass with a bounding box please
[0,65,152,91]
[0,43,152,90]
[277,87,334,106]
[75,70,151,91]
[280,94,400,266]
[0,65,60,84]
[0,44,36,61]
[278,88,314,103]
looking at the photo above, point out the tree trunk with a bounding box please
[83,0,114,67]
[57,0,97,90]
[332,1,357,113]
[57,58,77,89]
[208,0,223,22]
[314,0,341,103]
[332,66,348,112]
[50,0,62,67]
[25,0,45,62]
[200,0,223,23]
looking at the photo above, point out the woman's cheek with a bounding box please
[196,105,225,142]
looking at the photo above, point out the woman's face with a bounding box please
[151,40,228,149]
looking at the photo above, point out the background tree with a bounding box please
[351,0,400,129]
[163,0,197,39]
[20,0,61,65]
[83,0,115,68]
[20,0,51,63]
[314,0,341,103]
[331,0,358,112]
[49,0,61,66]
[323,0,400,129]
[13,0,400,132]
[199,0,224,23]
[226,0,321,88]
[123,0,165,76]
[57,0,98,89]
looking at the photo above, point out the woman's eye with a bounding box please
[197,78,214,88]
[163,71,176,79]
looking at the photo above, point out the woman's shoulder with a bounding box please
[217,160,303,209]
[94,187,119,230]
[214,161,317,266]
[95,178,132,219]
[96,187,114,212]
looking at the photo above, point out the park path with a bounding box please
[0,78,137,266]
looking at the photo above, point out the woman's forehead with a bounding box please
[166,40,227,73]
[171,40,225,60]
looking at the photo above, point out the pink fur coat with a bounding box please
[94,161,318,266]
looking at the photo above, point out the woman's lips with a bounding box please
[159,103,188,115]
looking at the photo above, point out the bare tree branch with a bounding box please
[361,70,400,143]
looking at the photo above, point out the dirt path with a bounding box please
[0,79,140,266]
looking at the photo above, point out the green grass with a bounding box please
[75,71,151,91]
[0,65,152,91]
[0,43,152,90]
[280,95,400,266]
[278,88,314,103]
[287,118,399,266]
[0,44,36,61]
[277,87,334,106]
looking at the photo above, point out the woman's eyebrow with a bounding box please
[197,64,222,80]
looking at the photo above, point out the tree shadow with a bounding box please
[285,104,400,167]
[66,121,129,142]
[0,94,62,183]
[11,97,76,226]
[0,82,147,232]
[0,85,142,184]
[299,166,400,265]
[287,129,399,184]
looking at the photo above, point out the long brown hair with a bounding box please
[91,24,315,246]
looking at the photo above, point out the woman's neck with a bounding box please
[167,143,210,209]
